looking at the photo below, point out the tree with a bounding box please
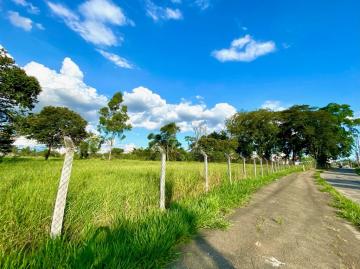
[0,47,41,156]
[147,122,181,160]
[22,106,87,160]
[227,109,279,159]
[98,92,131,160]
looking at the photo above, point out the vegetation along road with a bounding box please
[321,169,360,204]
[171,171,360,269]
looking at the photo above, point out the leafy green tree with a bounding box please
[0,47,41,156]
[98,92,131,160]
[22,106,87,160]
[147,122,181,160]
[227,109,279,159]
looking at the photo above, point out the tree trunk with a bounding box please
[45,145,52,160]
[108,138,113,160]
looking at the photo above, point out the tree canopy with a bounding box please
[148,122,181,160]
[22,106,87,160]
[0,48,41,156]
[226,103,360,167]
[98,92,131,160]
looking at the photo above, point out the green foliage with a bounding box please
[0,158,301,268]
[227,109,279,159]
[98,92,131,160]
[22,106,87,160]
[315,171,360,229]
[227,103,359,166]
[148,122,182,161]
[190,131,237,162]
[0,48,41,156]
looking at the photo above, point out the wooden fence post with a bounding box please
[157,146,166,211]
[265,159,269,175]
[259,158,264,177]
[241,156,246,179]
[200,149,209,192]
[50,136,75,238]
[225,153,232,184]
[253,157,257,178]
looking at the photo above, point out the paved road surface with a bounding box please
[321,168,360,204]
[170,171,360,269]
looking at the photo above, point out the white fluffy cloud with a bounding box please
[22,58,236,134]
[12,0,39,14]
[123,87,236,131]
[47,0,132,46]
[212,34,276,62]
[23,57,107,122]
[97,49,133,69]
[8,11,33,31]
[261,100,287,111]
[146,0,183,21]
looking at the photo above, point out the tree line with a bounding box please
[1,47,359,166]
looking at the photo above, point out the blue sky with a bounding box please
[1,0,360,151]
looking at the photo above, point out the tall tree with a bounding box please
[22,106,87,160]
[0,47,41,156]
[98,92,131,160]
[227,109,279,159]
[148,122,181,160]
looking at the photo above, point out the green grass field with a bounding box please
[0,158,303,268]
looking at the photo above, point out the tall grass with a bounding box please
[0,158,301,268]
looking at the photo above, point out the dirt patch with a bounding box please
[170,171,360,268]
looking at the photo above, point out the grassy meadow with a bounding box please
[0,157,303,268]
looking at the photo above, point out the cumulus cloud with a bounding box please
[212,34,276,62]
[47,0,132,46]
[261,100,287,111]
[13,136,42,148]
[21,57,236,136]
[23,57,107,122]
[146,0,183,21]
[12,0,39,14]
[97,49,133,69]
[123,87,236,131]
[8,11,33,31]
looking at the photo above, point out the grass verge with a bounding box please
[315,171,360,230]
[0,159,301,269]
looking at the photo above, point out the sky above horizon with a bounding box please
[1,0,360,151]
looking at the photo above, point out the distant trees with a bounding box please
[0,47,41,156]
[22,106,87,160]
[148,122,181,160]
[98,92,131,160]
[227,109,279,159]
[226,103,360,167]
[79,133,103,159]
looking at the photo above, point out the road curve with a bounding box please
[170,171,360,269]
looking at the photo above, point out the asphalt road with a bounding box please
[170,171,360,269]
[321,168,360,204]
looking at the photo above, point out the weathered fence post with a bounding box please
[302,163,306,171]
[50,136,75,238]
[265,159,269,175]
[157,146,166,211]
[241,156,246,179]
[253,157,257,178]
[259,158,264,177]
[271,160,274,173]
[200,149,209,192]
[157,146,166,210]
[225,153,232,184]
